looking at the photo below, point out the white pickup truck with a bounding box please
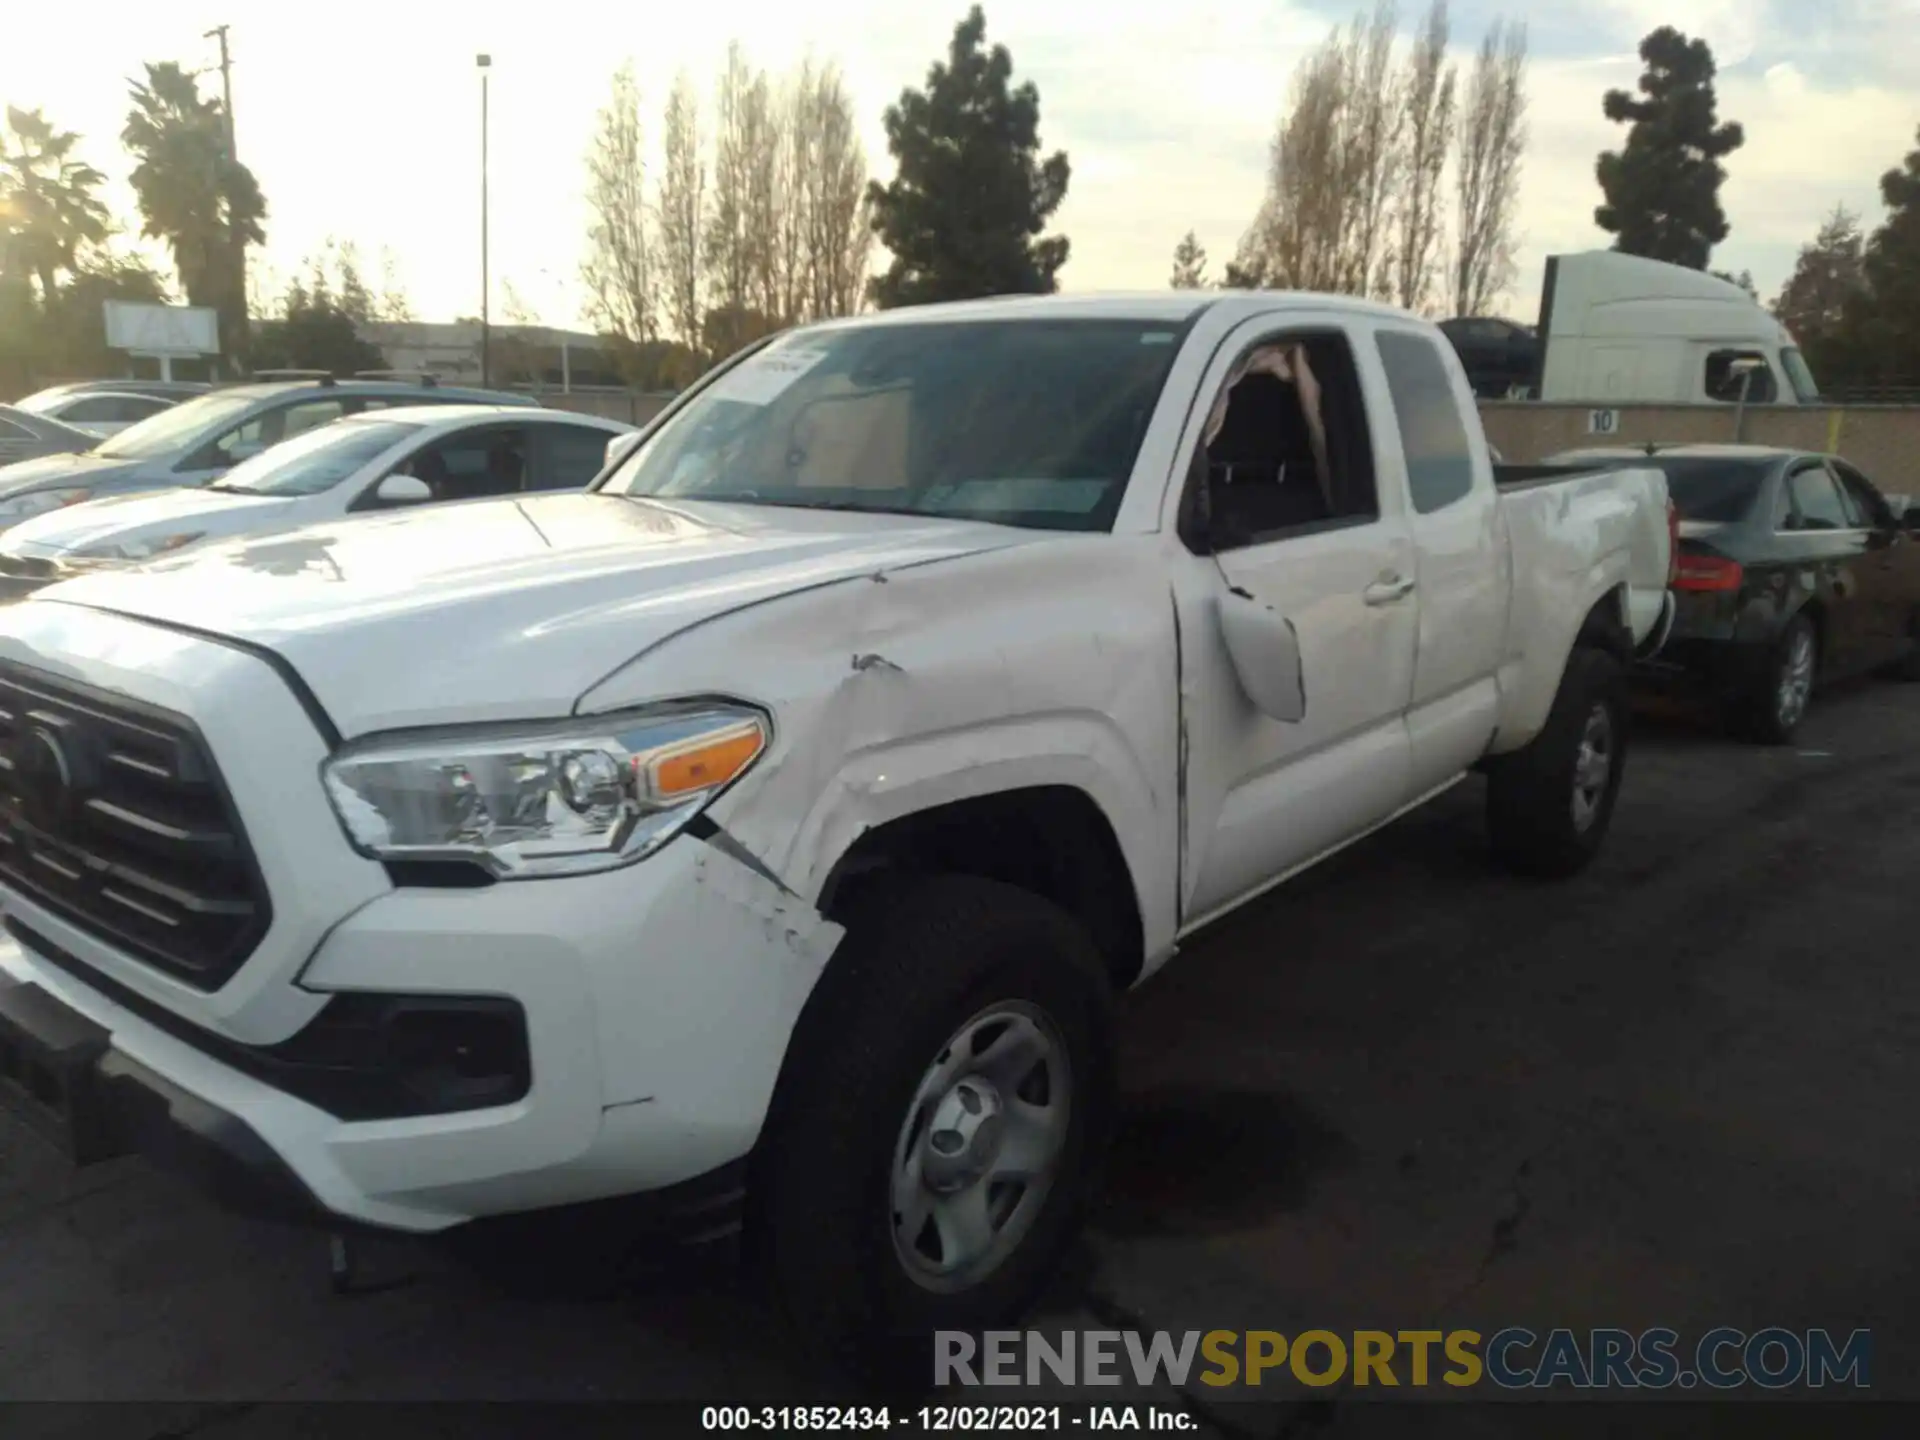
[0,293,1672,1374]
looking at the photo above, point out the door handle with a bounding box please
[1363,574,1416,606]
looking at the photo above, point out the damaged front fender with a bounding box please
[574,535,1184,966]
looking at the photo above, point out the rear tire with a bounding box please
[1732,614,1816,744]
[1486,646,1627,880]
[751,875,1116,1386]
[1884,614,1920,682]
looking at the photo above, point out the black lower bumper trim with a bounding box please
[97,1049,330,1226]
[1,972,748,1247]
[0,974,328,1223]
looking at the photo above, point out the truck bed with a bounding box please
[1493,462,1606,492]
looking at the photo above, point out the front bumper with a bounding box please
[0,971,751,1243]
[0,601,843,1234]
[1,832,840,1233]
[0,974,328,1224]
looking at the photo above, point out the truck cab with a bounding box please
[1527,251,1820,407]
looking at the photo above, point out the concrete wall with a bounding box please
[1480,402,1920,492]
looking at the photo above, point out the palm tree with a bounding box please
[0,106,111,305]
[122,62,266,365]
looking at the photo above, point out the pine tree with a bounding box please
[1594,28,1744,269]
[1841,127,1920,386]
[1169,231,1209,288]
[866,7,1070,307]
[1772,206,1867,386]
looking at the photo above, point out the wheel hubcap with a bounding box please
[890,1002,1071,1292]
[1570,703,1613,832]
[1777,629,1814,728]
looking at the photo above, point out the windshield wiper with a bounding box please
[659,492,932,518]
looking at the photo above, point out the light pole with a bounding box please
[476,53,492,386]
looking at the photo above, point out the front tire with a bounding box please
[752,876,1116,1384]
[1486,646,1628,880]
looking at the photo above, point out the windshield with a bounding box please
[94,392,258,461]
[11,389,68,416]
[601,319,1189,531]
[1780,347,1820,403]
[1654,457,1774,523]
[212,418,424,496]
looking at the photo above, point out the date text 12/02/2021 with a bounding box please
[701,1406,1199,1431]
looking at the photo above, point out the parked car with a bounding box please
[1547,443,1920,741]
[11,378,210,409]
[0,377,539,532]
[14,388,181,438]
[1437,316,1538,398]
[0,404,104,466]
[0,293,1672,1377]
[0,406,633,596]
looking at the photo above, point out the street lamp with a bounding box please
[476,52,492,386]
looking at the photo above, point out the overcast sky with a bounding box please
[4,0,1917,330]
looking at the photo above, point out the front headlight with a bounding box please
[0,487,93,520]
[77,531,205,562]
[321,703,770,878]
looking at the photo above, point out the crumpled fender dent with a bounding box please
[575,537,1182,959]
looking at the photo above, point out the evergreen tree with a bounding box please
[866,7,1070,307]
[1772,205,1868,388]
[1594,27,1744,269]
[1169,231,1209,289]
[1841,127,1920,386]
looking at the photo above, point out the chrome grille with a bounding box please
[0,664,271,990]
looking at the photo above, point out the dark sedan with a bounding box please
[1547,443,1920,743]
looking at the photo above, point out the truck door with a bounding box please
[1370,325,1506,796]
[1168,317,1418,929]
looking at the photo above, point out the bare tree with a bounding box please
[1169,230,1209,288]
[741,66,781,325]
[1452,20,1528,316]
[1336,1,1405,297]
[771,57,817,325]
[706,42,770,333]
[793,61,871,319]
[1233,3,1401,297]
[501,280,538,326]
[376,245,415,322]
[1235,38,1349,291]
[655,70,705,350]
[581,62,656,346]
[1392,0,1458,312]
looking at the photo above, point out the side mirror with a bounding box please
[1217,587,1306,724]
[373,473,433,506]
[604,432,643,471]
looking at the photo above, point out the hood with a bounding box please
[40,492,1044,737]
[2,486,293,560]
[0,450,138,497]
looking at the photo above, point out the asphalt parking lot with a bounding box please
[5,678,1919,1428]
